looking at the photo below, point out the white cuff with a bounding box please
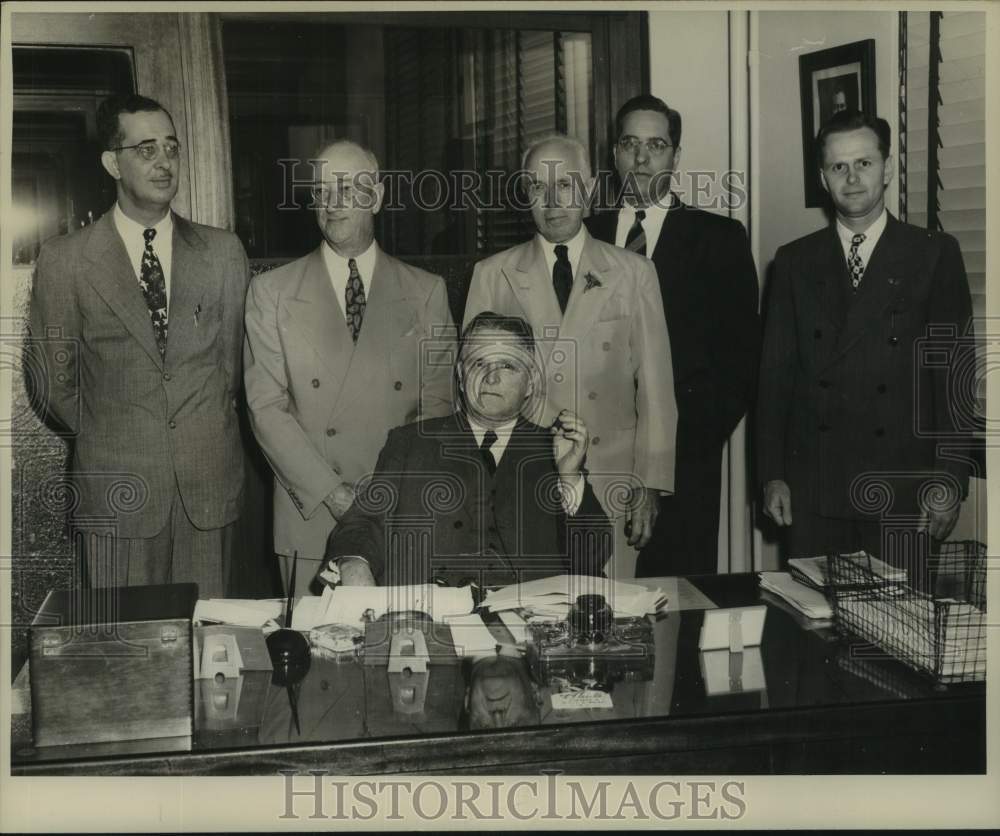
[559,474,585,516]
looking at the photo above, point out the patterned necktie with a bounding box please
[553,244,573,314]
[624,209,647,256]
[345,257,367,342]
[140,228,168,359]
[480,429,498,477]
[847,232,867,290]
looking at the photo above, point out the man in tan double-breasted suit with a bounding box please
[244,140,455,595]
[463,134,677,579]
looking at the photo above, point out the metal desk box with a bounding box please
[29,583,197,748]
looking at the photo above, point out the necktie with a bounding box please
[140,228,168,359]
[624,209,647,256]
[479,429,498,477]
[345,257,367,342]
[847,233,867,290]
[553,245,573,314]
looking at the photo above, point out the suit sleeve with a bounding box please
[243,274,343,519]
[26,241,80,433]
[225,235,251,399]
[631,259,678,494]
[708,221,760,439]
[755,246,797,487]
[461,260,494,329]
[929,233,975,495]
[324,427,405,583]
[418,277,457,419]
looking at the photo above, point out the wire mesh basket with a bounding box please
[828,541,986,685]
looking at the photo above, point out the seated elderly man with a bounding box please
[319,311,612,588]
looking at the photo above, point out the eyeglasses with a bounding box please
[617,136,673,156]
[111,140,181,161]
[309,181,379,210]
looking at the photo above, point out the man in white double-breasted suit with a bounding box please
[244,141,455,595]
[463,134,677,579]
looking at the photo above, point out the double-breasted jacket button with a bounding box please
[394,381,403,391]
[311,378,320,388]
[326,427,337,437]
[602,341,611,352]
[592,436,601,445]
[588,391,598,400]
[888,336,899,347]
[163,372,172,382]
[168,420,177,429]
[453,520,463,529]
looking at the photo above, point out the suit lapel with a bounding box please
[560,230,616,341]
[286,247,354,386]
[505,238,563,366]
[165,214,213,366]
[437,412,486,527]
[81,212,163,368]
[331,248,417,418]
[832,215,909,360]
[810,226,851,337]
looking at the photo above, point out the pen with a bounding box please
[194,303,201,326]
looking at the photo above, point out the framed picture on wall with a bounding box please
[799,39,876,207]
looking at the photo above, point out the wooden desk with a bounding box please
[10,574,985,775]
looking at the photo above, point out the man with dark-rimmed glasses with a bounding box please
[587,94,760,577]
[27,93,251,596]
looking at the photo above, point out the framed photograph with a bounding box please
[799,39,877,207]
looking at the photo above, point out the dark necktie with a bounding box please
[847,233,867,290]
[624,209,647,256]
[345,257,367,342]
[553,244,573,314]
[140,228,168,359]
[479,429,498,477]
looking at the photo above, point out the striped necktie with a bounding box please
[624,209,647,256]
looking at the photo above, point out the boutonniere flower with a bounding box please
[584,272,602,293]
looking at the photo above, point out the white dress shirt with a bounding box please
[114,203,173,302]
[468,414,584,516]
[538,225,587,288]
[614,200,670,256]
[321,239,377,319]
[835,208,888,268]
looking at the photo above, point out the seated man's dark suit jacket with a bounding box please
[325,412,612,587]
[756,215,974,555]
[587,197,760,575]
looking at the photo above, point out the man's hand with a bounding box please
[318,556,376,588]
[551,409,589,478]
[763,480,793,526]
[324,482,356,521]
[920,485,961,541]
[626,487,659,548]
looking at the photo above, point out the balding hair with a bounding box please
[521,133,591,176]
[312,139,380,178]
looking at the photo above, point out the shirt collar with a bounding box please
[537,224,587,278]
[466,413,518,441]
[322,239,377,282]
[836,208,887,246]
[114,202,172,240]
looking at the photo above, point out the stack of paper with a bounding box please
[480,575,665,619]
[193,598,285,628]
[291,584,475,630]
[789,552,906,589]
[442,614,504,657]
[758,572,833,620]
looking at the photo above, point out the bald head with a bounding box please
[521,133,595,244]
[311,140,384,257]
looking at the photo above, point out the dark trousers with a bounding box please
[636,429,723,578]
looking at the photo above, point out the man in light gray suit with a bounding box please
[244,140,456,597]
[28,93,250,597]
[463,134,677,580]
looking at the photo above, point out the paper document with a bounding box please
[442,614,501,657]
[789,552,906,588]
[291,584,475,630]
[758,572,833,620]
[193,598,285,628]
[481,575,665,617]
